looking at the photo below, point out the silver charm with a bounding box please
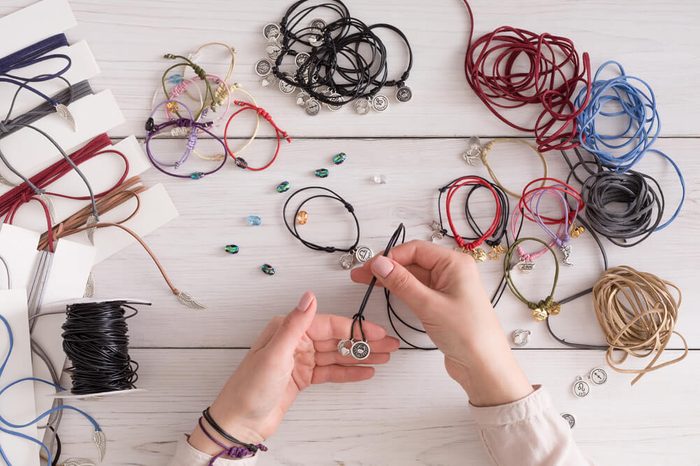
[325,92,342,111]
[371,94,389,112]
[572,376,590,398]
[55,103,76,131]
[339,252,355,270]
[371,174,387,184]
[461,136,483,165]
[263,23,281,41]
[176,291,206,310]
[295,52,310,67]
[395,85,412,103]
[308,34,321,45]
[337,339,352,357]
[589,367,608,385]
[354,246,374,263]
[260,75,276,88]
[353,98,371,115]
[511,329,531,347]
[561,244,573,266]
[430,220,444,242]
[304,98,321,116]
[295,91,310,106]
[278,79,296,95]
[517,259,535,273]
[254,58,272,77]
[350,340,371,360]
[310,18,327,30]
[85,213,98,244]
[61,458,96,466]
[561,413,576,429]
[265,44,282,60]
[84,272,95,298]
[93,430,107,462]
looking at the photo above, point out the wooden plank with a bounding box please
[90,137,697,349]
[54,348,700,465]
[1,1,698,138]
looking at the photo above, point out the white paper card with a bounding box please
[0,289,40,466]
[0,224,41,288]
[1,136,152,232]
[0,0,76,58]
[0,90,125,182]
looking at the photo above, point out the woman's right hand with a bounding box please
[351,240,533,406]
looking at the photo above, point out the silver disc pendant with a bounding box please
[350,340,371,360]
[572,376,590,398]
[589,367,608,385]
[395,85,413,102]
[354,246,374,263]
[279,79,296,94]
[295,52,310,67]
[305,98,321,116]
[263,23,281,41]
[371,94,389,112]
[339,252,355,270]
[353,98,371,115]
[310,18,327,30]
[265,44,282,60]
[337,339,352,357]
[254,58,272,77]
[325,92,342,111]
[561,413,576,429]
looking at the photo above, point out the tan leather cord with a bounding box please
[592,266,687,385]
[480,139,548,198]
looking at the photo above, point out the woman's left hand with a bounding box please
[189,291,400,453]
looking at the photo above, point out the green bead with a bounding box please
[314,168,329,178]
[261,263,276,275]
[190,172,204,180]
[224,244,239,254]
[276,181,290,193]
[332,152,347,165]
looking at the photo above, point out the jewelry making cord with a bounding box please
[283,186,360,254]
[161,53,215,120]
[478,139,548,198]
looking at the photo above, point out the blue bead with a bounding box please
[261,263,276,275]
[246,215,262,226]
[276,181,291,193]
[190,172,204,180]
[167,73,184,84]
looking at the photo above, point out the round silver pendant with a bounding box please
[353,98,371,115]
[254,58,273,77]
[337,339,352,357]
[279,79,296,94]
[511,329,531,347]
[572,376,590,398]
[339,252,355,270]
[310,18,327,30]
[263,23,281,41]
[350,340,371,360]
[295,52,310,67]
[265,44,282,60]
[354,246,374,263]
[589,367,608,385]
[561,413,576,429]
[325,92,343,111]
[372,94,389,112]
[396,85,413,103]
[305,98,321,116]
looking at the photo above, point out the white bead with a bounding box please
[371,174,387,184]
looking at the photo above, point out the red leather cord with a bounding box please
[224,100,292,172]
[445,176,502,250]
[461,0,591,152]
[518,177,584,225]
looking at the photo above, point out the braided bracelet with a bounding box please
[504,237,561,321]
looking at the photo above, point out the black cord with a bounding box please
[62,300,150,395]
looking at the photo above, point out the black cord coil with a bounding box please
[62,300,149,395]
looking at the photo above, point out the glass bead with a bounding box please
[167,73,184,85]
[190,172,204,180]
[276,181,291,193]
[246,215,262,226]
[261,263,276,276]
[314,168,329,178]
[224,244,239,254]
[332,152,347,165]
[296,210,308,225]
[371,174,387,184]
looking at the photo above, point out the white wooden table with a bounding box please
[3,1,699,464]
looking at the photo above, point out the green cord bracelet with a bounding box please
[504,237,561,321]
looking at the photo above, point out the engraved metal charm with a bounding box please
[589,367,608,385]
[296,91,310,106]
[305,98,321,116]
[55,103,76,131]
[561,244,573,266]
[295,52,310,67]
[371,94,389,112]
[350,340,370,360]
[308,34,321,45]
[517,259,535,273]
[470,247,488,263]
[561,413,576,429]
[353,98,371,115]
[260,75,276,88]
[511,329,531,347]
[339,252,355,270]
[310,18,327,30]
[395,85,412,102]
[337,339,352,357]
[263,23,281,41]
[176,291,206,310]
[85,213,98,244]
[325,92,342,111]
[488,244,507,260]
[254,58,272,77]
[84,272,95,298]
[354,246,374,263]
[265,44,282,60]
[93,430,107,462]
[461,136,483,166]
[278,79,296,95]
[572,376,590,398]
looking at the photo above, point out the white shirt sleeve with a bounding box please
[168,438,260,466]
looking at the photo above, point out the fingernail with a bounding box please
[297,291,314,312]
[371,256,395,278]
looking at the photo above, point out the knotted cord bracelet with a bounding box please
[201,407,265,455]
[179,42,238,101]
[197,417,267,465]
[224,100,291,171]
[504,237,561,321]
[161,53,216,120]
[478,139,548,198]
[461,1,591,152]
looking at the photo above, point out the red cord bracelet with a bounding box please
[224,100,291,171]
[518,177,584,225]
[461,1,591,152]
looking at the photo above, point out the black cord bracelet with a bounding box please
[202,407,259,453]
